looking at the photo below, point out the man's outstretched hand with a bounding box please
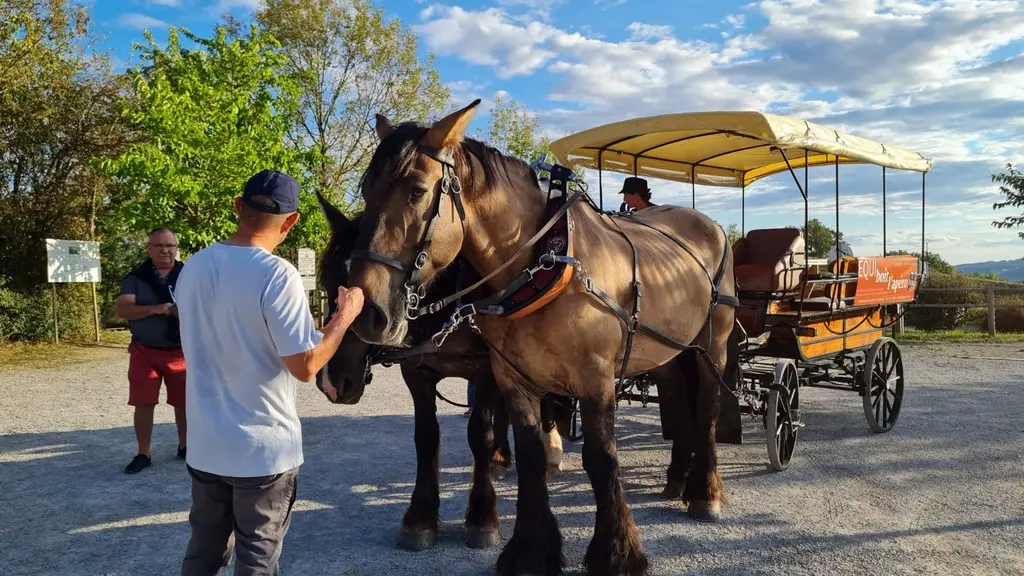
[332,286,364,327]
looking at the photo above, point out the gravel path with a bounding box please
[2,342,1023,575]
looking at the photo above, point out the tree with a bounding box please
[98,25,320,256]
[254,0,450,214]
[992,162,1024,241]
[886,249,955,275]
[0,2,130,290]
[480,93,587,181]
[725,223,742,246]
[794,218,845,259]
[0,0,90,100]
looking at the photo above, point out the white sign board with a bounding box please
[297,248,316,276]
[301,276,317,291]
[45,239,101,283]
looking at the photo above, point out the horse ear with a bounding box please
[375,114,394,141]
[423,99,481,150]
[316,190,349,232]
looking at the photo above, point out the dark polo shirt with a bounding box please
[121,267,180,349]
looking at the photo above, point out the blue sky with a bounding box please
[88,0,1024,264]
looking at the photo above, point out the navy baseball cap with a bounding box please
[242,170,300,214]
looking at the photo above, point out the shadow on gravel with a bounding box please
[3,360,1022,576]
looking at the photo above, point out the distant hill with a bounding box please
[955,259,1024,282]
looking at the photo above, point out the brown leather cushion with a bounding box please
[733,228,806,294]
[735,262,803,293]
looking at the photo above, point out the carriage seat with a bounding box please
[733,228,806,295]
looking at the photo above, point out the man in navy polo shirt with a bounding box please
[116,226,187,474]
[174,170,364,575]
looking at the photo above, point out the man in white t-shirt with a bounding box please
[174,169,364,576]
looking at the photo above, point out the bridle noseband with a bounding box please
[350,144,467,321]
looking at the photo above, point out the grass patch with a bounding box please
[896,328,1024,343]
[0,329,131,371]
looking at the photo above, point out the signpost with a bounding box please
[297,248,316,291]
[45,239,102,344]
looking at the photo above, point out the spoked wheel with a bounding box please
[766,360,800,472]
[862,337,905,433]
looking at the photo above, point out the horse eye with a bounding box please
[411,186,429,200]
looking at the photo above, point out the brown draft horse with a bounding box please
[346,100,739,576]
[312,197,572,551]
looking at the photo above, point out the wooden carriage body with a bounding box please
[548,110,933,469]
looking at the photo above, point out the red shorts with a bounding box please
[127,342,186,407]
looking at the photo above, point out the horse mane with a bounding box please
[358,121,542,203]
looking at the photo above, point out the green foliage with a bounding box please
[725,223,742,246]
[0,277,51,341]
[0,0,90,98]
[906,272,988,331]
[0,277,96,342]
[886,249,956,275]
[795,218,845,259]
[992,162,1024,241]
[98,25,317,255]
[0,0,131,355]
[480,93,587,181]
[254,0,451,214]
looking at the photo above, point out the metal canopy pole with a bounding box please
[741,182,746,235]
[598,149,604,210]
[834,156,840,262]
[804,150,809,248]
[882,167,887,255]
[921,172,926,259]
[691,166,696,209]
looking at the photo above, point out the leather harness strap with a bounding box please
[352,145,740,385]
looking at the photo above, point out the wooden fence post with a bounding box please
[893,304,904,337]
[987,286,996,336]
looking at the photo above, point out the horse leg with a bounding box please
[397,365,442,550]
[662,353,698,500]
[490,390,513,480]
[465,371,501,549]
[682,312,731,523]
[580,392,649,576]
[495,389,564,576]
[540,394,564,474]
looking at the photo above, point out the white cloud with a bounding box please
[417,0,1024,262]
[206,0,261,16]
[116,13,168,30]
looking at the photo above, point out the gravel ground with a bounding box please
[2,342,1023,575]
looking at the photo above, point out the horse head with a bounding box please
[346,99,548,345]
[314,192,376,405]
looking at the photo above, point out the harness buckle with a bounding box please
[414,252,428,270]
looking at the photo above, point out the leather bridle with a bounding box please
[349,145,467,321]
[349,144,589,323]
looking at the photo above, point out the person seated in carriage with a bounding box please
[617,176,656,212]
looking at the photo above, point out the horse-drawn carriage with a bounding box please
[545,110,933,471]
[321,103,934,574]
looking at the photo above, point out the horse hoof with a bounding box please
[397,528,437,551]
[687,500,721,523]
[546,462,562,479]
[465,526,499,549]
[661,481,684,500]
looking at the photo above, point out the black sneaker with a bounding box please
[177,445,186,460]
[124,454,151,474]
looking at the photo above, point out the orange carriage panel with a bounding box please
[797,308,885,359]
[854,256,919,306]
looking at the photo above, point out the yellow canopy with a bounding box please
[548,111,934,188]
